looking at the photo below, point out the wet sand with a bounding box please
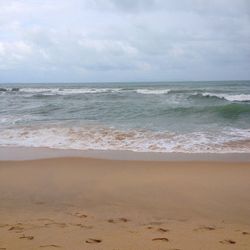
[0,157,250,249]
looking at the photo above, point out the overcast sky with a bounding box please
[0,0,249,83]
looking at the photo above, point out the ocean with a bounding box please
[0,80,250,153]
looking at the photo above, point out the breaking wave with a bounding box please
[135,89,170,95]
[0,125,250,153]
[20,88,122,95]
[199,93,250,102]
[1,87,173,96]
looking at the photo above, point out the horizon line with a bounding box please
[0,79,250,85]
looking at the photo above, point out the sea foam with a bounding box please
[135,89,170,95]
[19,88,122,95]
[0,125,250,153]
[202,93,250,102]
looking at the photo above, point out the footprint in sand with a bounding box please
[152,237,169,242]
[40,245,61,248]
[8,225,24,233]
[85,238,102,244]
[19,234,34,240]
[44,222,67,228]
[69,223,93,229]
[242,231,250,235]
[147,226,169,233]
[219,239,236,244]
[157,227,169,233]
[71,212,88,218]
[194,226,216,232]
[0,248,7,250]
[108,218,129,223]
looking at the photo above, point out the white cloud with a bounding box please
[0,40,32,69]
[0,0,249,82]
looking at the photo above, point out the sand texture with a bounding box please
[0,157,250,249]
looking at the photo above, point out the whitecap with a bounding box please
[202,93,250,102]
[136,89,170,95]
[19,88,122,95]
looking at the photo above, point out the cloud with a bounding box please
[0,0,249,82]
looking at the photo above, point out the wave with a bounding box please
[1,87,172,96]
[213,103,250,119]
[0,125,250,153]
[18,88,123,95]
[200,93,250,102]
[22,88,171,96]
[135,89,170,95]
[0,87,19,92]
[156,103,250,120]
[4,87,249,101]
[1,87,249,104]
[0,87,124,96]
[0,114,40,126]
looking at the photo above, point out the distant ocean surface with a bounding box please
[0,81,250,153]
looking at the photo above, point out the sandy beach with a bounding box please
[1,0,250,248]
[0,156,250,249]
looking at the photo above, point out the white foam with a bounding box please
[0,125,250,153]
[202,93,250,102]
[19,88,122,95]
[136,89,170,95]
[15,87,172,96]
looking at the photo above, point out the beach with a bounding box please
[1,0,250,248]
[1,82,250,249]
[1,154,250,249]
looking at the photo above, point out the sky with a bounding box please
[0,0,250,83]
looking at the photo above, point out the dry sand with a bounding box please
[0,157,250,249]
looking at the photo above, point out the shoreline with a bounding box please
[1,146,250,161]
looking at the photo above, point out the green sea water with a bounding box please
[0,80,250,152]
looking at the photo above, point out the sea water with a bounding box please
[0,81,250,153]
